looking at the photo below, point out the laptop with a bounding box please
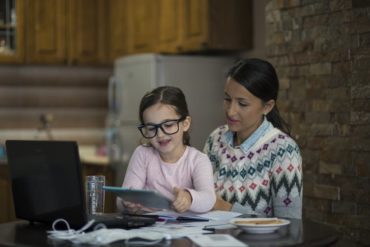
[5,140,156,229]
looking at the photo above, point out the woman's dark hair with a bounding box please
[139,86,191,145]
[227,58,291,136]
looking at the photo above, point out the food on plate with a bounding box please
[234,219,283,225]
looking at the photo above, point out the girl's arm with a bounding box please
[122,147,147,188]
[186,154,216,213]
[116,146,147,211]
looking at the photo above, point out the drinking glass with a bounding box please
[86,175,105,215]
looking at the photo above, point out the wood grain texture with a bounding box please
[0,65,111,145]
[25,0,67,63]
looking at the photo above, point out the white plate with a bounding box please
[230,217,290,234]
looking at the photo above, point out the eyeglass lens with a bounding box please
[139,119,182,138]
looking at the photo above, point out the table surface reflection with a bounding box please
[0,218,338,247]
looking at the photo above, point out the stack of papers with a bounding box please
[146,210,242,221]
[141,210,242,238]
[146,211,207,222]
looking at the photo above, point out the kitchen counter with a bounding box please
[79,145,109,166]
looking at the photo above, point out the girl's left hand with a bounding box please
[172,187,192,213]
[213,195,232,211]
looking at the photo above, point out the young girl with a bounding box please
[117,86,216,213]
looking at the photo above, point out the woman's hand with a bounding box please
[172,187,192,213]
[213,195,232,211]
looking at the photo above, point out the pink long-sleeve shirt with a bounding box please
[121,145,216,213]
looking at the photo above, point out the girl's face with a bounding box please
[142,102,190,162]
[223,77,274,145]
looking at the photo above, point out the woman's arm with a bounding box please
[271,140,303,219]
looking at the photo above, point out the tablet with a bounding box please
[103,186,171,210]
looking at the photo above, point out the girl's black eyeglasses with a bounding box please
[138,116,186,139]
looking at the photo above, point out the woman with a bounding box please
[204,58,302,219]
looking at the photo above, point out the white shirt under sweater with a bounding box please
[120,145,216,213]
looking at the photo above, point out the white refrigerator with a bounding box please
[111,53,233,181]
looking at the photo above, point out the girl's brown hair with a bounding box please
[139,86,191,145]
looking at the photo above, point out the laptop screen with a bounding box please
[6,140,87,226]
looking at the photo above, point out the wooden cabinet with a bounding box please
[25,0,66,63]
[128,0,252,54]
[157,0,252,53]
[26,0,126,64]
[68,0,106,65]
[105,0,128,62]
[16,0,113,65]
[0,0,251,64]
[180,0,209,52]
[126,0,158,54]
[0,165,16,223]
[157,0,182,53]
[0,0,24,63]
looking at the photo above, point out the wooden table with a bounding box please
[0,217,339,247]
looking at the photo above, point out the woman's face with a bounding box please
[142,102,190,162]
[223,77,273,144]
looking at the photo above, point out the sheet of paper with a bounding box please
[197,210,243,221]
[146,210,241,221]
[188,234,248,247]
[143,223,210,239]
[145,210,209,221]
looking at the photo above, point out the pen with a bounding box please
[202,223,234,231]
[202,226,215,232]
[176,217,209,222]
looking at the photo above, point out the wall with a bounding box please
[0,65,112,146]
[265,0,370,245]
[243,0,268,59]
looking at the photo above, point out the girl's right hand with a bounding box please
[172,187,192,213]
[121,200,144,214]
[120,200,157,214]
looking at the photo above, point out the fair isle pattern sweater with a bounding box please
[204,123,303,219]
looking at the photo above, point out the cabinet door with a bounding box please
[0,166,16,223]
[106,0,128,63]
[157,0,181,53]
[208,0,252,50]
[26,0,66,63]
[68,0,106,64]
[181,0,208,51]
[126,0,158,54]
[0,0,24,63]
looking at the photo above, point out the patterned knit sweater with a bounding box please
[204,121,303,219]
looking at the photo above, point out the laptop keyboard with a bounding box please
[89,214,157,229]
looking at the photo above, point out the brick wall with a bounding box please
[265,0,370,245]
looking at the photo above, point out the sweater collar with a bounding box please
[224,117,272,153]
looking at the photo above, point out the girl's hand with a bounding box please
[213,195,232,211]
[121,200,158,214]
[172,187,192,213]
[121,200,144,214]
